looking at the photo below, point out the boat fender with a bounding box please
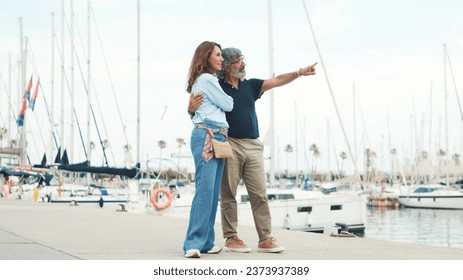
[284,214,291,230]
[150,188,173,210]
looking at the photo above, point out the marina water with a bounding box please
[365,207,463,249]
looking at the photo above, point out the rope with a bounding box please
[301,0,361,183]
[444,46,463,120]
[72,18,110,166]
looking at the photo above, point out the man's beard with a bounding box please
[231,69,246,79]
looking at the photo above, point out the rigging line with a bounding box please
[64,17,110,166]
[161,106,167,120]
[59,12,83,161]
[327,120,341,178]
[90,12,131,159]
[14,51,44,163]
[0,73,20,130]
[357,97,371,151]
[301,0,361,183]
[444,47,463,120]
[0,75,9,126]
[300,116,310,175]
[26,44,53,152]
[89,89,109,166]
[72,46,109,166]
[53,30,88,159]
[71,11,113,166]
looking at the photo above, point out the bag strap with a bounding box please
[196,112,216,139]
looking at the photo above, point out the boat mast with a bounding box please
[69,0,75,162]
[295,101,299,186]
[137,0,141,165]
[87,0,92,166]
[19,17,28,164]
[302,1,361,183]
[8,53,12,162]
[267,0,275,187]
[86,0,92,186]
[50,12,55,165]
[443,44,449,187]
[60,0,65,159]
[428,81,432,169]
[353,84,357,161]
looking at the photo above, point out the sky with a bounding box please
[1,0,463,177]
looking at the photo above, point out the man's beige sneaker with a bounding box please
[257,237,285,253]
[224,236,252,253]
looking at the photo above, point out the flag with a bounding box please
[29,78,40,111]
[16,96,28,127]
[25,75,33,101]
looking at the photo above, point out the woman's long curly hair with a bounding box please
[186,41,222,93]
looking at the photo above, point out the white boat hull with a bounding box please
[150,187,367,234]
[398,184,463,210]
[398,194,463,209]
[238,192,367,233]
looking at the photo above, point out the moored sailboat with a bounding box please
[398,183,463,210]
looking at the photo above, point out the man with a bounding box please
[188,47,317,253]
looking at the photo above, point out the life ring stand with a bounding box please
[150,188,173,210]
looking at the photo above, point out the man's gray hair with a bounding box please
[217,47,243,79]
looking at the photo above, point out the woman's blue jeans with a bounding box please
[183,127,226,252]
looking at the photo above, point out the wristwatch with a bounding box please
[188,110,195,119]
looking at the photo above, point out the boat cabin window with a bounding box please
[414,187,436,193]
[240,193,295,202]
[330,205,342,210]
[267,194,294,200]
[297,206,312,213]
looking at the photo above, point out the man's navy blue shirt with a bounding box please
[219,78,264,139]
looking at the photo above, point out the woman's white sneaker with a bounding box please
[206,245,222,254]
[184,249,201,258]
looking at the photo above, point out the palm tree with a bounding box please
[284,144,293,175]
[421,150,428,160]
[339,151,347,177]
[0,127,7,146]
[452,153,460,166]
[437,148,447,175]
[123,143,132,163]
[158,140,167,173]
[390,148,397,181]
[452,153,460,177]
[309,144,320,177]
[103,139,109,149]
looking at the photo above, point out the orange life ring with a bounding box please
[150,188,173,210]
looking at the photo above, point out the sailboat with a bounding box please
[399,44,463,210]
[22,1,140,209]
[398,183,463,209]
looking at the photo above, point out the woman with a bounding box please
[183,41,233,258]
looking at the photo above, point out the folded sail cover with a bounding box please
[56,161,140,179]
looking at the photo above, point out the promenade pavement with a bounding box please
[1,198,463,260]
